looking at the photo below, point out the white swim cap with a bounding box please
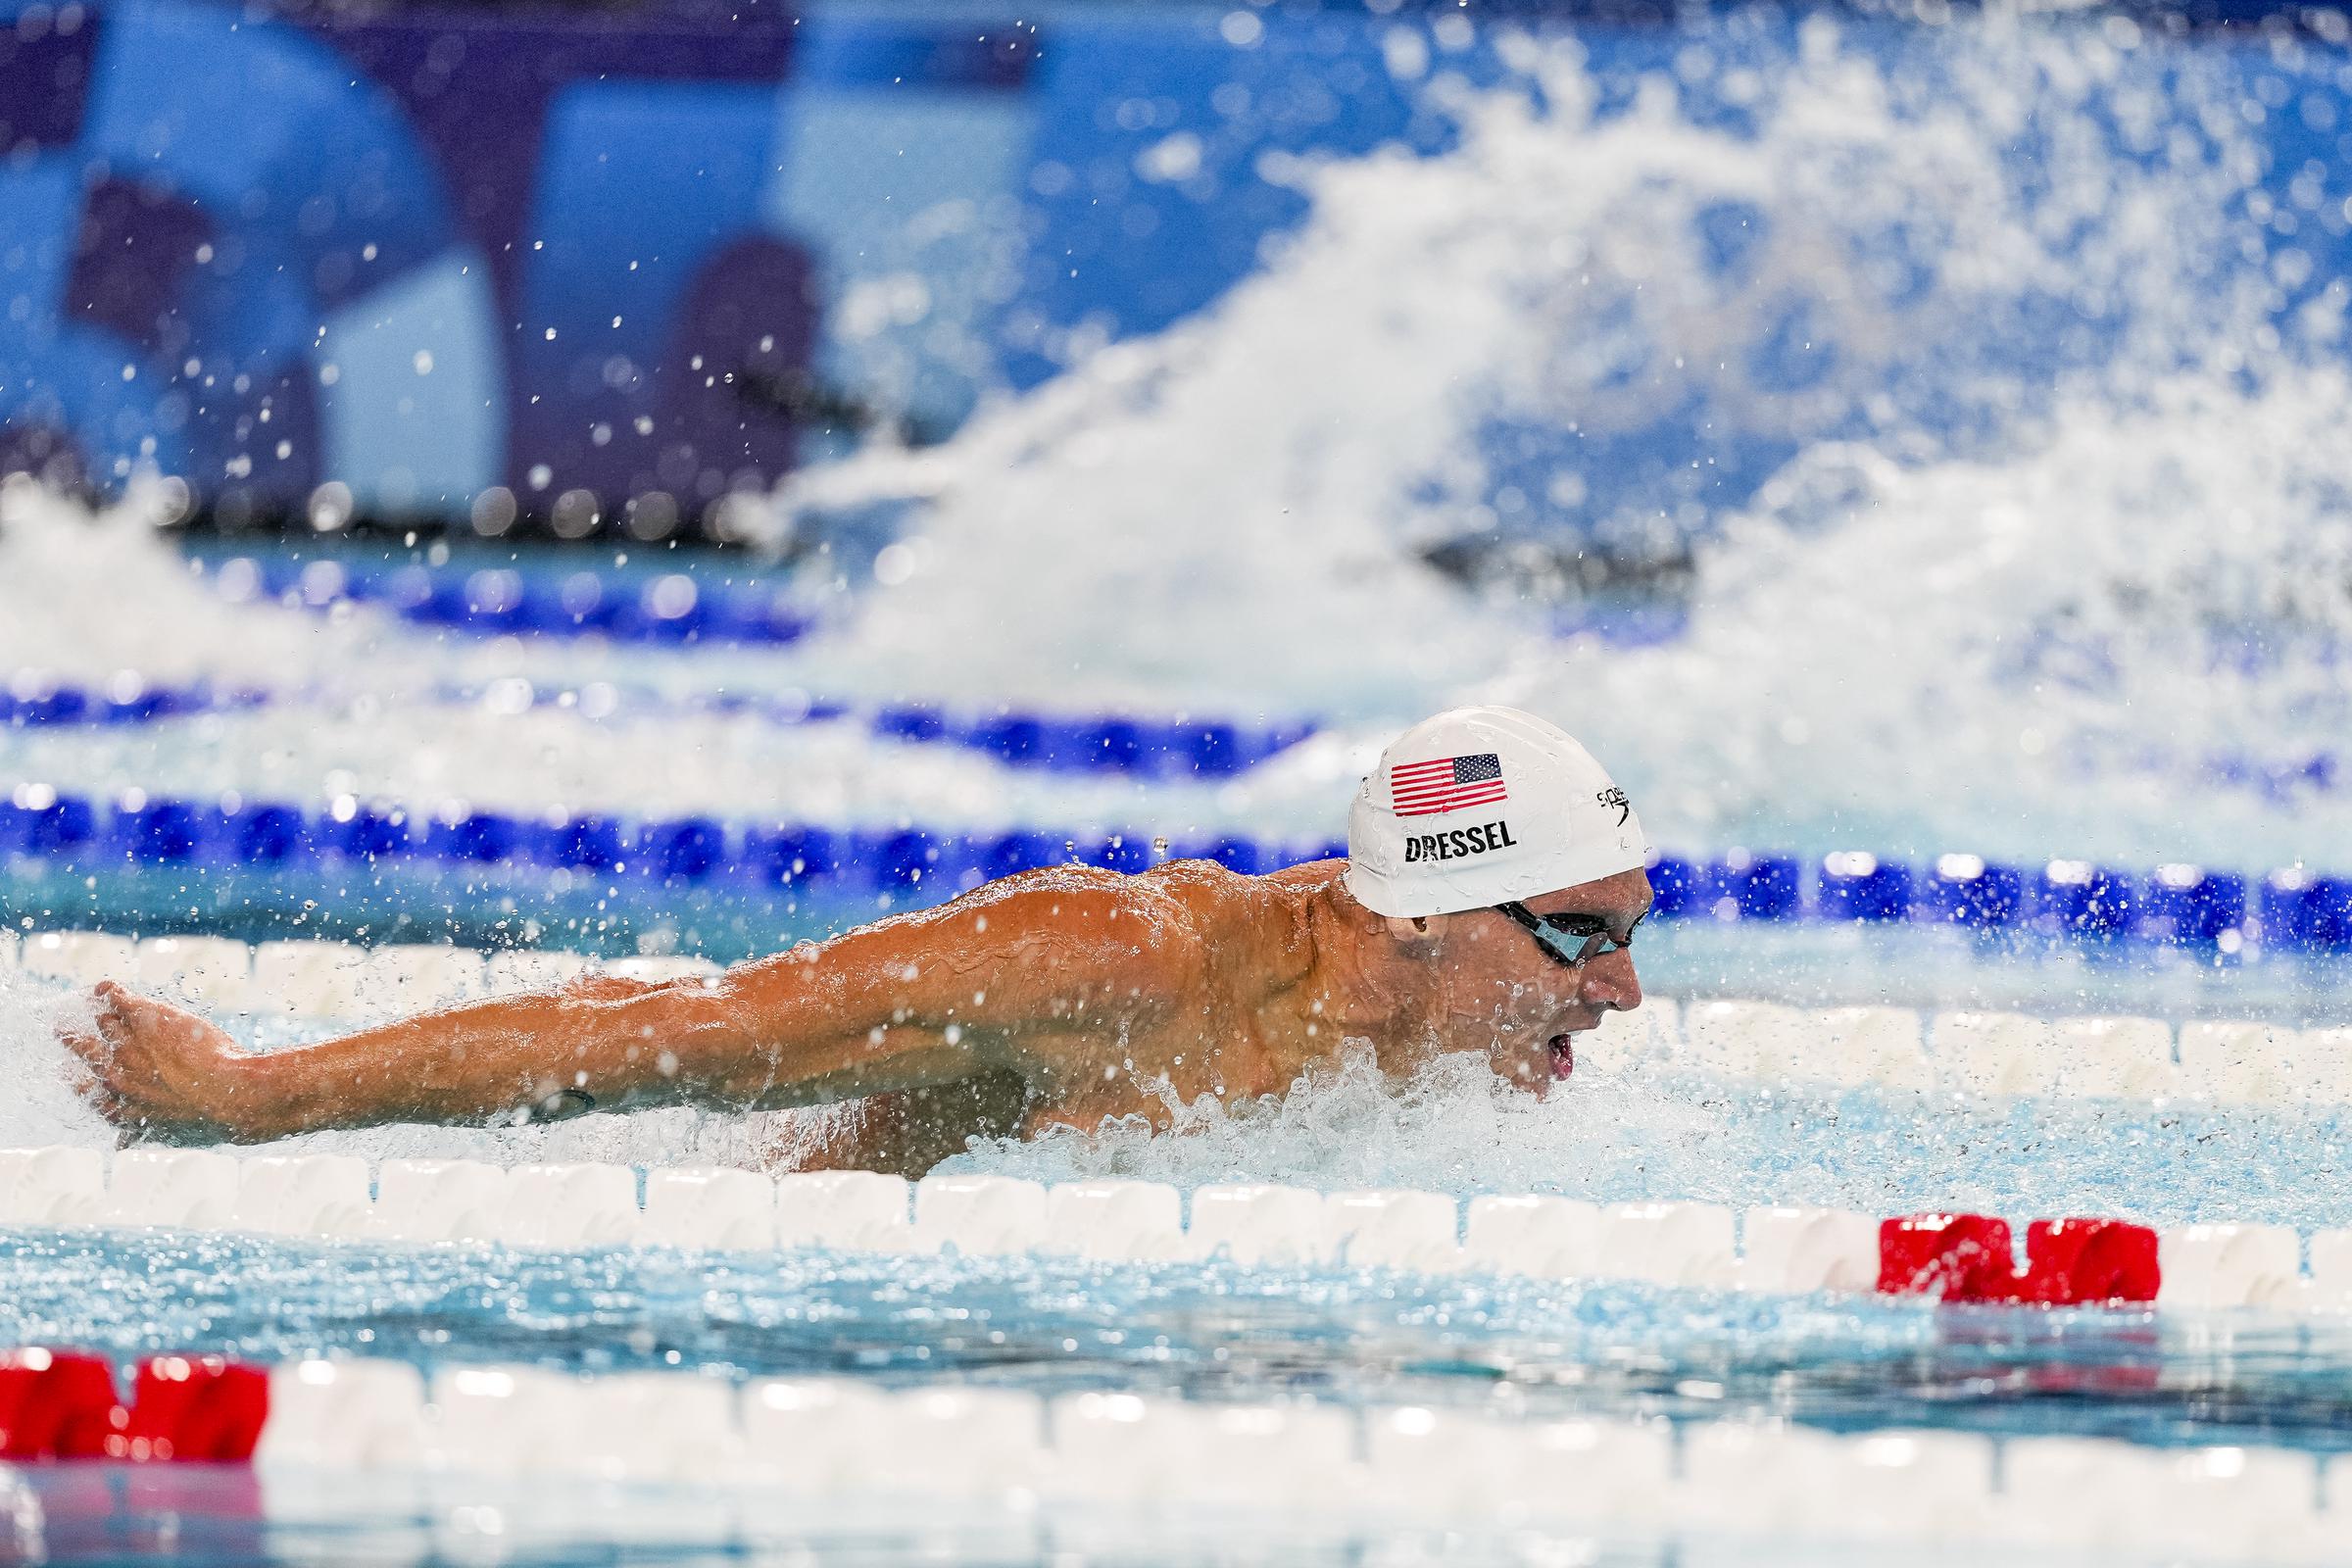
[1345,705,1649,918]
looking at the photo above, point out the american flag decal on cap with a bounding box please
[1388,752,1508,817]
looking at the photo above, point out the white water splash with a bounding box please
[0,974,111,1150]
[1494,369,2352,867]
[779,19,2352,865]
[938,1044,1724,1198]
[943,1040,2352,1231]
[0,476,364,689]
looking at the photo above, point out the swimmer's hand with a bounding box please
[60,982,275,1145]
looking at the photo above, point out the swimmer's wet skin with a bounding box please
[61,707,1652,1177]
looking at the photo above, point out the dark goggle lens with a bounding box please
[1498,904,1644,968]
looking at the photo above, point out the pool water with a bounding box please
[0,1225,2343,1451]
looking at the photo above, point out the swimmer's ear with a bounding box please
[1384,914,1439,944]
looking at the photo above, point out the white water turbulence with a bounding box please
[0,974,112,1151]
[792,15,2352,868]
[1500,372,2352,869]
[942,1043,2352,1234]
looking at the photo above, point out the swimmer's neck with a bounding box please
[1277,868,1445,1062]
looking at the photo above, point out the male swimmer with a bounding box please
[63,707,1650,1175]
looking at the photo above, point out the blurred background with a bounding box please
[1,0,2349,1007]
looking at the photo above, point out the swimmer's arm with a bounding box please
[217,878,1184,1139]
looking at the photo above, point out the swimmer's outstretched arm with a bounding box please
[64,872,1192,1145]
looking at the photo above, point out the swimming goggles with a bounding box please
[1494,903,1644,969]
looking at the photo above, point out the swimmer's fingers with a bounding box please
[63,981,128,1061]
[62,1049,151,1141]
[59,989,141,1127]
[58,1034,130,1133]
[57,1010,118,1088]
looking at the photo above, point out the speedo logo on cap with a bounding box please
[1401,820,1516,863]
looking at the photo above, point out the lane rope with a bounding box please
[0,1129,2335,1312]
[6,783,2350,950]
[1,671,1316,781]
[0,1347,2345,1561]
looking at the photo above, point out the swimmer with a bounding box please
[62,707,1650,1176]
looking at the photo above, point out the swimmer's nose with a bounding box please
[1582,947,1642,1012]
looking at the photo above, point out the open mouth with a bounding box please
[1548,1034,1574,1081]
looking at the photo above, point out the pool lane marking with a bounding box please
[15,774,2351,952]
[0,672,1313,782]
[0,1142,2341,1313]
[1,1348,2349,1563]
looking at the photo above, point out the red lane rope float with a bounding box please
[122,1355,271,1462]
[0,1349,125,1459]
[1879,1214,2162,1305]
[0,1350,268,1463]
[2020,1219,2163,1306]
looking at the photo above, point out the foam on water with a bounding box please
[0,477,360,690]
[1493,368,2352,867]
[0,974,112,1150]
[943,1040,2352,1232]
[0,477,821,705]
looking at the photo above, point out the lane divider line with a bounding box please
[1,782,1332,890]
[208,555,818,648]
[1586,997,2352,1107]
[0,1142,2340,1312]
[10,777,2350,949]
[0,1348,2344,1559]
[1,673,1315,781]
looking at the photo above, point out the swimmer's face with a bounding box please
[1422,867,1649,1095]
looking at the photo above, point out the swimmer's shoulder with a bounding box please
[926,860,1208,954]
[918,854,1324,957]
[1142,853,1341,910]
[1139,856,1330,976]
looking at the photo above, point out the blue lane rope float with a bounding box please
[4,783,2348,954]
[867,705,1315,778]
[0,786,1331,894]
[210,556,816,648]
[0,677,270,728]
[18,665,2335,802]
[1,673,1316,781]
